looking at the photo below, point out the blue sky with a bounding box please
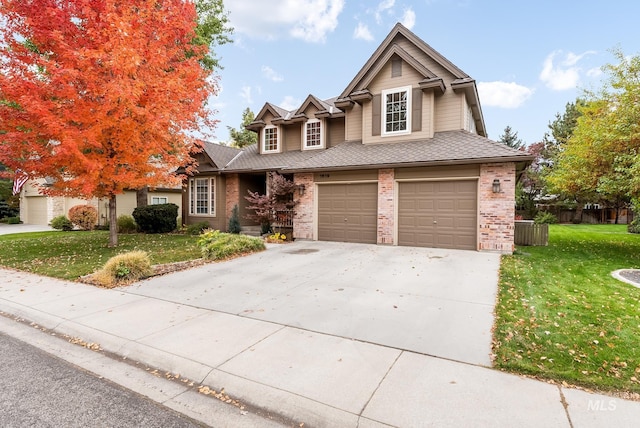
[209,0,638,146]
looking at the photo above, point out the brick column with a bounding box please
[225,173,240,221]
[478,162,516,254]
[293,173,314,240]
[377,168,394,244]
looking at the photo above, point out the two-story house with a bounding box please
[182,23,532,253]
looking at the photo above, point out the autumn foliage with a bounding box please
[0,0,215,245]
[68,204,98,231]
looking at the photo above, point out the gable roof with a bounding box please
[339,22,468,99]
[336,22,486,137]
[201,141,242,169]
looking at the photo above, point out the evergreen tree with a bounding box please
[498,126,524,150]
[228,108,258,148]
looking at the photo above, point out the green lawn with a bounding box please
[0,231,202,280]
[494,224,640,394]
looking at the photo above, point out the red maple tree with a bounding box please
[0,0,215,246]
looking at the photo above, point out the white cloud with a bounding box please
[261,66,284,82]
[539,50,596,91]
[354,22,374,41]
[478,81,534,109]
[279,95,301,111]
[586,67,603,78]
[375,0,395,24]
[401,8,416,29]
[239,86,253,105]
[227,0,344,43]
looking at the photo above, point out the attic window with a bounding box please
[391,58,402,77]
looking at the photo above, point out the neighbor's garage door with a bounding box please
[317,183,378,244]
[398,180,477,250]
[25,196,48,225]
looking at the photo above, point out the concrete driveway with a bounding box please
[0,224,54,235]
[130,241,500,366]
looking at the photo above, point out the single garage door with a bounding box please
[318,183,378,244]
[25,196,48,225]
[398,180,477,250]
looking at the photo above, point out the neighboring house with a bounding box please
[19,178,182,226]
[184,23,532,253]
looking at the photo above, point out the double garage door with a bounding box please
[317,180,477,250]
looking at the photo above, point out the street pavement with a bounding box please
[0,238,639,427]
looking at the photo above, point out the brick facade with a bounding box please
[478,162,516,254]
[225,173,240,224]
[293,173,314,240]
[377,168,395,244]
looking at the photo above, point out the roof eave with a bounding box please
[283,155,535,173]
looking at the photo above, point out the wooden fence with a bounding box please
[514,221,549,246]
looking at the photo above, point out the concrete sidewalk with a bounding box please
[1,268,639,427]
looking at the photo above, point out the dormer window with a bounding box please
[303,118,324,150]
[382,86,412,136]
[262,125,279,153]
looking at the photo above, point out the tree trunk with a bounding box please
[136,187,148,207]
[573,201,584,223]
[108,195,118,247]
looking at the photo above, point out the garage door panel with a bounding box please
[318,183,378,244]
[398,180,477,250]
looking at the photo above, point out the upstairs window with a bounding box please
[304,118,324,149]
[262,125,279,153]
[382,86,411,136]
[189,177,215,216]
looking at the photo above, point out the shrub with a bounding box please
[186,221,210,236]
[6,216,20,224]
[132,203,178,233]
[228,204,241,234]
[68,204,98,230]
[117,215,138,234]
[197,229,265,260]
[92,251,153,288]
[628,217,640,234]
[534,211,558,224]
[50,215,73,231]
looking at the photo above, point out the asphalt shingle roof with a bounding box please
[203,130,532,173]
[283,130,531,171]
[202,141,242,169]
[223,143,321,172]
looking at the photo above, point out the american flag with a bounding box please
[12,169,28,195]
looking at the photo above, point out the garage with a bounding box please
[24,196,48,225]
[317,182,378,244]
[398,180,477,250]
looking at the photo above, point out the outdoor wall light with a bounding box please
[492,179,501,193]
[297,183,306,196]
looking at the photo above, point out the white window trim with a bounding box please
[303,118,325,150]
[262,125,280,153]
[150,196,168,205]
[189,177,216,217]
[381,85,412,137]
